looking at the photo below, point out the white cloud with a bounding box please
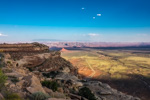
[137,33,148,36]
[88,33,100,37]
[97,14,101,16]
[93,17,95,19]
[81,7,85,10]
[0,33,8,37]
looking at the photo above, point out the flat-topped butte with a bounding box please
[0,42,49,52]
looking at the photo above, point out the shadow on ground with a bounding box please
[80,73,150,100]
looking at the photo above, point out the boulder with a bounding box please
[24,75,46,94]
[9,83,16,88]
[61,67,70,73]
[45,78,52,81]
[55,73,83,88]
[5,72,22,78]
[43,87,53,95]
[16,80,25,88]
[55,73,78,82]
[75,81,83,87]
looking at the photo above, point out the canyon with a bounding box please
[0,43,141,100]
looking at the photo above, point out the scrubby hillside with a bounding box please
[0,43,140,100]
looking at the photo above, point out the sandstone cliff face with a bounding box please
[0,43,141,100]
[0,42,50,60]
[0,42,49,52]
[9,50,77,75]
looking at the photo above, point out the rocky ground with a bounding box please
[0,43,141,100]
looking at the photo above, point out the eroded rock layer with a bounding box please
[0,43,141,100]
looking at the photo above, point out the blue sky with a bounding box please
[0,0,150,42]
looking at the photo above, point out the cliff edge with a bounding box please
[0,43,140,100]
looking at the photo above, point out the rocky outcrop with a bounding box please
[20,52,77,75]
[0,42,49,52]
[55,72,83,87]
[0,42,49,60]
[83,81,140,100]
[24,75,46,94]
[68,93,88,100]
[0,43,141,100]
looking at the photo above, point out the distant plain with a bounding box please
[61,47,150,100]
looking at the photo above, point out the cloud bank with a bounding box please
[0,33,8,37]
[88,33,100,37]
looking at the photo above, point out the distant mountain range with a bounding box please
[42,42,150,48]
[32,39,66,42]
[1,42,150,48]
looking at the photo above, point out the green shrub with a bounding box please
[41,80,59,92]
[42,71,58,78]
[42,73,50,78]
[27,67,33,72]
[0,69,7,89]
[6,61,11,64]
[31,92,50,100]
[5,93,22,100]
[79,87,97,100]
[11,77,19,83]
[0,63,5,68]
[0,54,5,68]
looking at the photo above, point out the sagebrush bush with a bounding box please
[0,54,5,68]
[0,69,7,89]
[6,61,11,64]
[0,63,5,68]
[79,87,97,100]
[31,92,50,100]
[5,93,22,100]
[41,80,59,92]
